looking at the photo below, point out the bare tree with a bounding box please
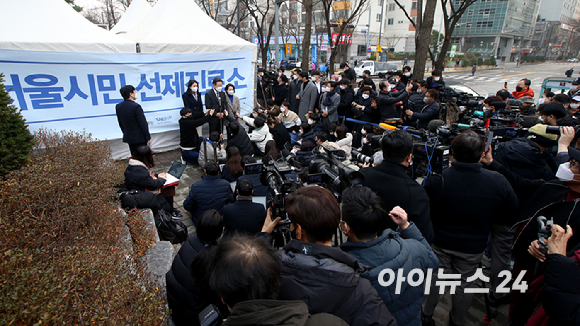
[433,0,477,71]
[117,0,132,10]
[321,0,371,74]
[239,0,276,68]
[382,34,405,53]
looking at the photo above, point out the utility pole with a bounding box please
[275,0,281,66]
[378,0,385,61]
[367,6,372,59]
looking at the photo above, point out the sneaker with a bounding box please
[180,157,186,165]
[171,210,183,220]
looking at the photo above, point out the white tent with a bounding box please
[123,0,256,54]
[111,0,153,35]
[0,0,135,53]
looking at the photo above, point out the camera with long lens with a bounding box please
[308,146,365,201]
[537,216,553,255]
[351,150,374,164]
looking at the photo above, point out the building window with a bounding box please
[398,20,404,23]
[479,8,495,15]
[388,18,394,25]
[388,3,396,11]
[378,0,383,6]
[476,21,493,28]
[468,9,473,15]
[412,1,417,9]
[377,14,381,22]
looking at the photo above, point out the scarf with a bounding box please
[323,88,337,107]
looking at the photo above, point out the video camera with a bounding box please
[537,216,553,255]
[405,127,451,178]
[351,150,374,164]
[308,146,365,201]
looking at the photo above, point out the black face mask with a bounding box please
[516,86,523,92]
[290,228,298,240]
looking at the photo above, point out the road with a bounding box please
[442,61,575,98]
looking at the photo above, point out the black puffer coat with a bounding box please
[124,159,165,191]
[277,240,397,326]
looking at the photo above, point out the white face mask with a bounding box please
[322,87,330,93]
[539,116,546,123]
[292,75,297,80]
[361,129,367,135]
[572,103,580,109]
[308,119,314,125]
[227,90,235,96]
[215,86,222,92]
[423,97,430,104]
[539,98,546,105]
[556,162,580,182]
[404,72,411,77]
[387,85,394,91]
[362,94,370,99]
[434,77,440,81]
[281,107,286,112]
[310,76,316,81]
[340,85,346,90]
[191,86,198,93]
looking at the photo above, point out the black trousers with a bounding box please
[128,142,148,156]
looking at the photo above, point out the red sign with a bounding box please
[331,33,353,45]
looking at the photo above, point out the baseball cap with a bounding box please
[519,96,534,104]
[572,78,580,85]
[527,124,558,147]
[572,95,580,102]
[569,146,580,162]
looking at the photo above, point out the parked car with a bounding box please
[354,61,398,77]
[568,58,579,63]
[280,57,299,70]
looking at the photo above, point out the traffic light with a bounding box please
[330,23,339,27]
[345,24,354,28]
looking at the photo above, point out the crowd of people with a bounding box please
[114,64,580,326]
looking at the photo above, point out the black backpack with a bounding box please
[154,209,188,244]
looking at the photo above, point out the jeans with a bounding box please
[181,148,199,164]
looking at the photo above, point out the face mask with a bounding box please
[215,86,222,92]
[556,162,580,182]
[340,85,346,90]
[423,97,430,104]
[290,228,298,240]
[191,87,198,93]
[572,103,580,110]
[308,119,314,125]
[281,107,286,112]
[404,72,411,77]
[433,77,440,81]
[362,94,370,99]
[387,85,394,91]
[516,86,523,92]
[292,75,297,80]
[227,90,235,96]
[362,137,368,144]
[322,87,330,92]
[361,129,367,135]
[539,98,546,105]
[310,77,316,81]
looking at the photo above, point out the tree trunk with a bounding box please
[413,0,436,80]
[434,32,453,71]
[301,0,313,71]
[261,46,268,68]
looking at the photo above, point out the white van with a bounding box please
[354,61,398,77]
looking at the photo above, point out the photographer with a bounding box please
[538,102,568,126]
[340,186,439,326]
[208,234,349,326]
[404,88,440,130]
[422,131,518,326]
[237,113,273,155]
[222,179,266,237]
[276,186,397,326]
[377,80,410,121]
[225,119,254,157]
[483,95,505,117]
[426,70,445,89]
[510,147,580,324]
[361,130,434,242]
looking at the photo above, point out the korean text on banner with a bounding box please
[0,49,254,141]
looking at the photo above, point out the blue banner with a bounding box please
[311,45,318,64]
[0,49,254,140]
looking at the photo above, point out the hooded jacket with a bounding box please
[223,300,348,326]
[277,240,397,326]
[341,224,439,326]
[495,138,554,181]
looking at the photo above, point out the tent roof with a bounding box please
[111,0,152,35]
[123,0,256,53]
[0,0,135,53]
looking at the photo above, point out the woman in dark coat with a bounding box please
[182,80,203,114]
[165,210,228,326]
[221,146,244,182]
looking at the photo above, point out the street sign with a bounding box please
[377,45,382,52]
[367,48,371,53]
[361,30,367,34]
[286,43,292,54]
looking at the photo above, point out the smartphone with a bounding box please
[485,130,494,153]
[504,81,508,88]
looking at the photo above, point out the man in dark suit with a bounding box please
[288,68,303,114]
[222,179,267,237]
[115,85,151,155]
[204,77,227,135]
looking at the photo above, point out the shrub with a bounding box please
[0,129,166,325]
[0,73,35,176]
